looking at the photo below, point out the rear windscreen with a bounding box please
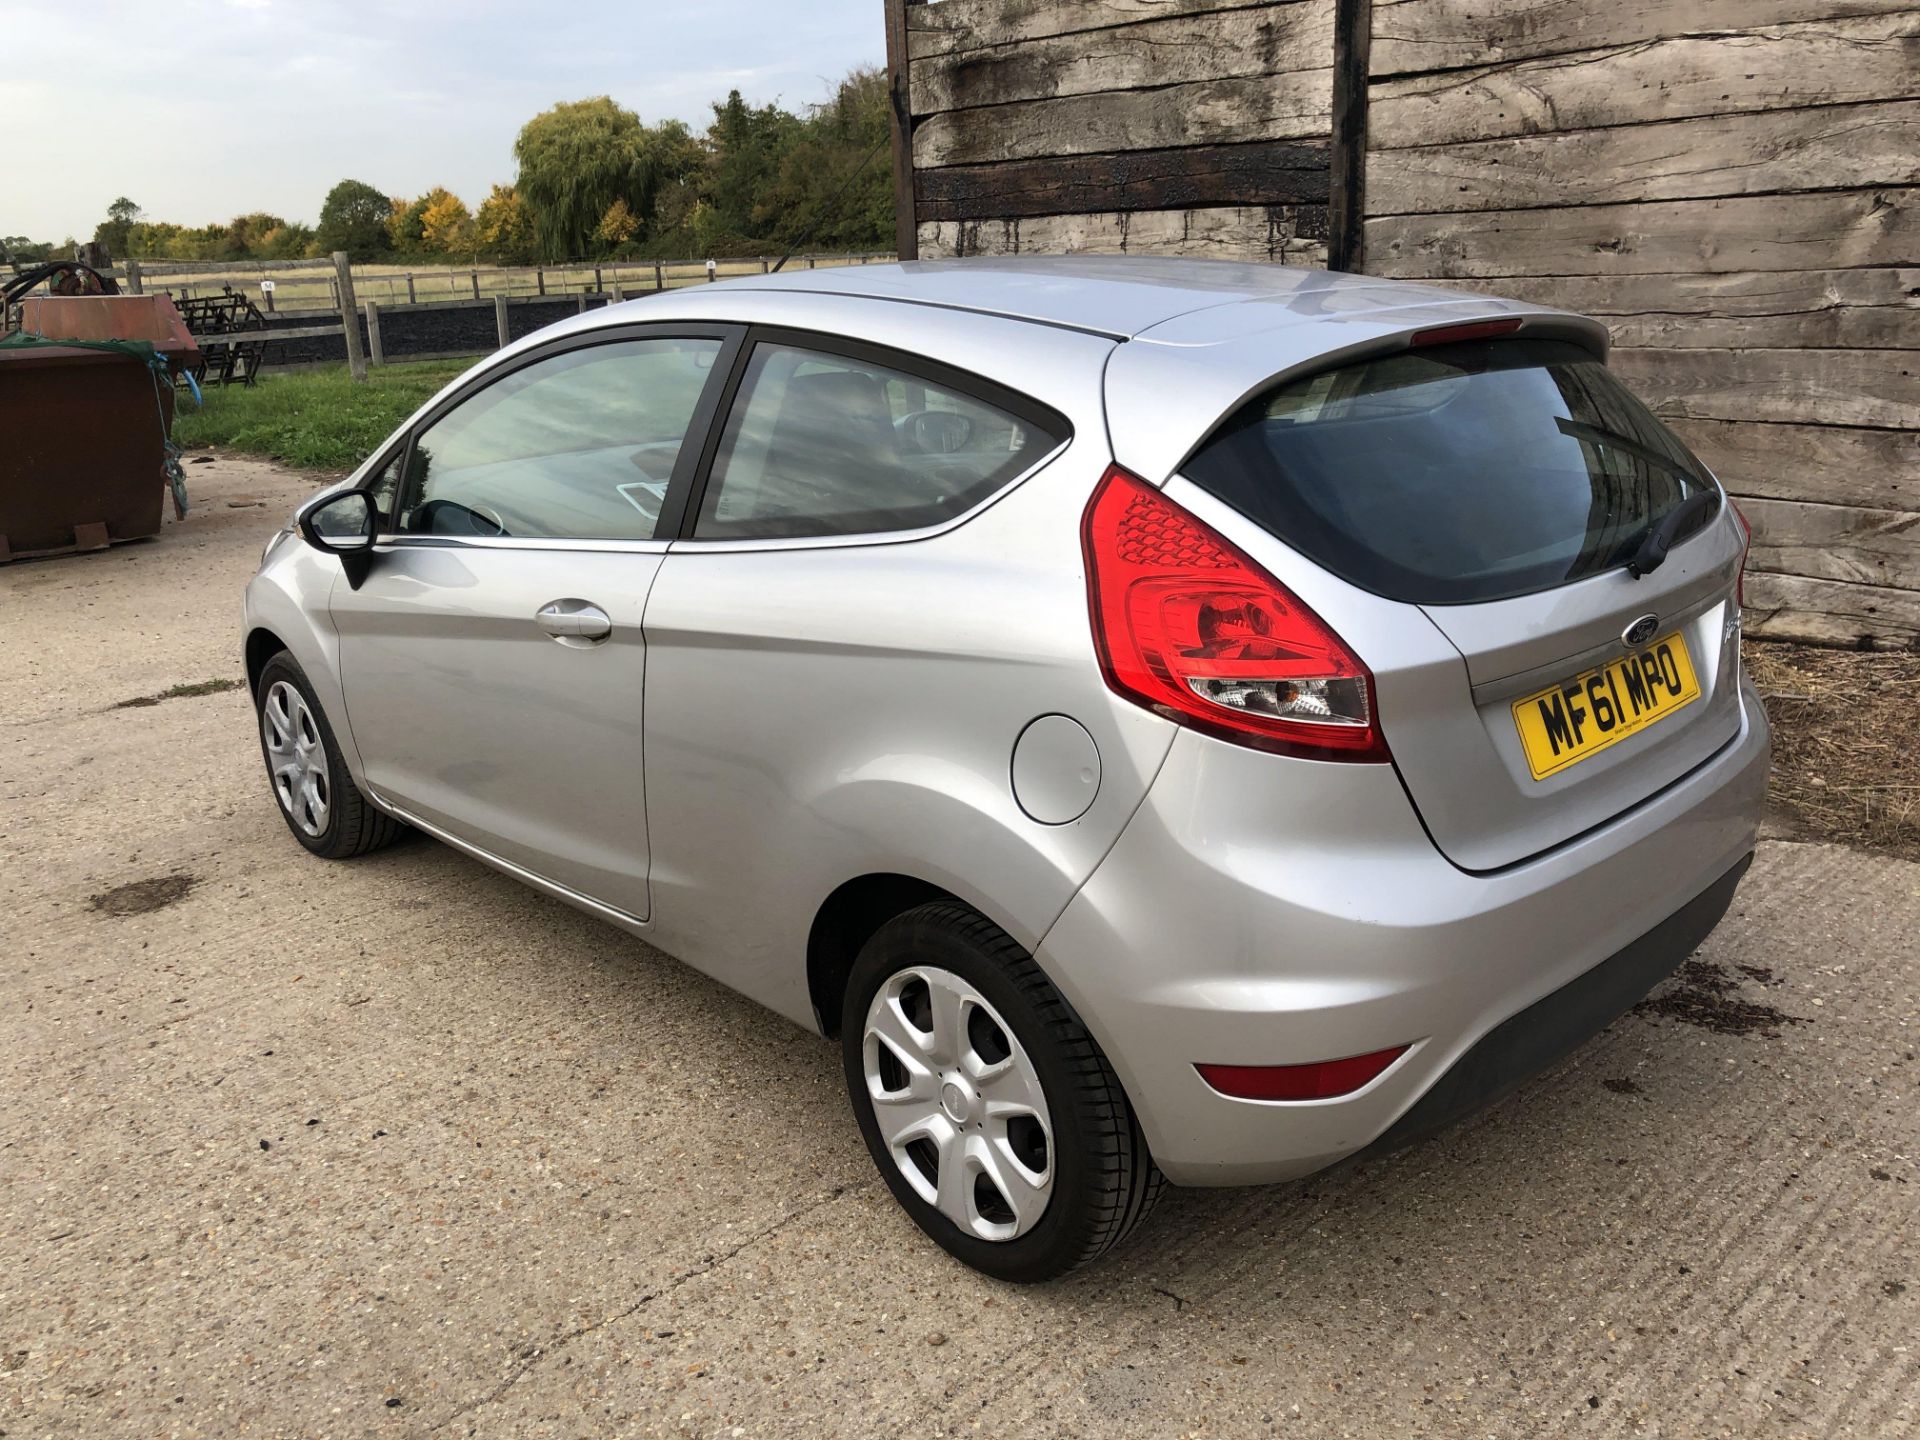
[1182,339,1720,605]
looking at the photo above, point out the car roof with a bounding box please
[701,255,1504,341]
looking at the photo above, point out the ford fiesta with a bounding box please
[243,257,1768,1281]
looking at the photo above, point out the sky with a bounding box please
[1,0,884,242]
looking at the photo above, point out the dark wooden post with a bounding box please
[406,272,417,304]
[332,252,368,382]
[123,259,143,294]
[884,0,919,260]
[1327,0,1372,273]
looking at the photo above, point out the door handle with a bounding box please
[536,599,612,643]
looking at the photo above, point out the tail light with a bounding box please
[1081,465,1388,762]
[1730,497,1751,607]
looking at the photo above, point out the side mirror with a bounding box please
[298,490,376,587]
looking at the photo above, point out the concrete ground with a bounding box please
[3,458,1915,1440]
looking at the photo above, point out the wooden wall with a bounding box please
[899,0,1336,264]
[1364,0,1920,648]
[892,0,1920,648]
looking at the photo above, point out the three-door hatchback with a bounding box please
[245,257,1768,1280]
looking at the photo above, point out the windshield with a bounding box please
[1181,339,1721,605]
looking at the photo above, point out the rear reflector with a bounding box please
[1196,1045,1410,1102]
[1408,317,1523,348]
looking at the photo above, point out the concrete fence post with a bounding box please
[470,270,481,300]
[653,260,664,292]
[406,272,416,305]
[331,251,368,383]
[494,294,511,349]
[365,300,385,367]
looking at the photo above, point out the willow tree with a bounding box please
[514,97,682,261]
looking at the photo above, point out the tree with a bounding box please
[419,188,473,254]
[760,68,891,253]
[513,96,671,261]
[593,197,639,252]
[474,185,538,265]
[315,178,393,259]
[92,196,143,256]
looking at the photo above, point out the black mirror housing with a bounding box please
[298,490,376,587]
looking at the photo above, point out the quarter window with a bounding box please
[694,343,1063,540]
[396,337,723,541]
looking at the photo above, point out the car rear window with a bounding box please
[1181,338,1720,605]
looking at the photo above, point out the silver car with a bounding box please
[244,257,1768,1281]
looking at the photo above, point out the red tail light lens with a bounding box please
[1197,1045,1411,1102]
[1082,466,1388,761]
[1730,497,1751,607]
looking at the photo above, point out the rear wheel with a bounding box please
[254,652,404,860]
[841,902,1162,1281]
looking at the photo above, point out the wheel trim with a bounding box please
[261,680,331,838]
[863,966,1053,1242]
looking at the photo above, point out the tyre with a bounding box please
[254,651,405,860]
[841,902,1162,1281]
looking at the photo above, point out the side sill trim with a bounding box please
[370,795,651,927]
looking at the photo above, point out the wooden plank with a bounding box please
[1368,100,1920,215]
[1743,570,1920,648]
[913,71,1334,168]
[1741,496,1920,592]
[909,2,1332,114]
[1327,0,1371,271]
[916,141,1329,221]
[1366,189,1920,279]
[1610,347,1920,431]
[1671,419,1917,513]
[907,0,1287,59]
[917,205,1330,261]
[885,0,919,259]
[1371,0,1918,76]
[1408,270,1920,350]
[1369,14,1920,149]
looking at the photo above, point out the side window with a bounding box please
[693,343,1064,540]
[396,337,723,540]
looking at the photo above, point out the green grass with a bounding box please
[173,359,475,470]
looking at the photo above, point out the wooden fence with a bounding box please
[887,0,1920,650]
[113,252,892,313]
[109,250,893,378]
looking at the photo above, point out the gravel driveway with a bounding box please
[3,458,1914,1438]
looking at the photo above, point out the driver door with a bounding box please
[329,325,740,920]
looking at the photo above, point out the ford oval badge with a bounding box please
[1623,614,1659,648]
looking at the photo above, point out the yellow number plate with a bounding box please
[1511,631,1700,781]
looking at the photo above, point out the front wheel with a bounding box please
[254,651,404,860]
[841,902,1162,1281]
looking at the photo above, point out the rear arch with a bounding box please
[807,874,956,1037]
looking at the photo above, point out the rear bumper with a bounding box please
[1357,850,1749,1158]
[1034,677,1769,1185]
